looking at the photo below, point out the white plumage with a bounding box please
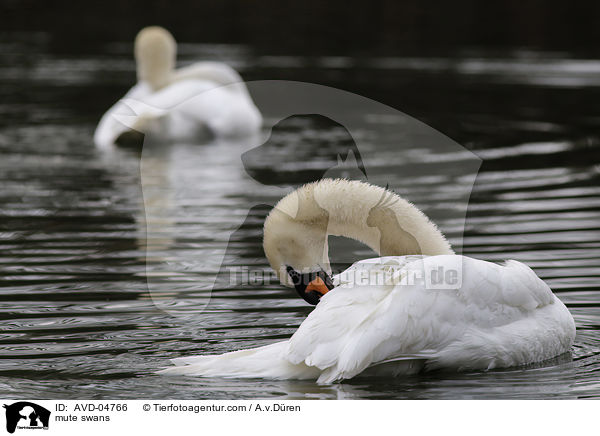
[159,179,575,383]
[94,27,261,148]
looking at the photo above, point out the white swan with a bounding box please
[159,179,575,383]
[94,26,262,148]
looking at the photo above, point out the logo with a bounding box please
[3,402,50,434]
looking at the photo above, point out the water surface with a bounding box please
[0,37,599,399]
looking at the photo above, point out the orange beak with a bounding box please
[305,276,330,296]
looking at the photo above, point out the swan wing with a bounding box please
[93,82,152,148]
[285,255,574,383]
[172,62,245,89]
[145,80,261,137]
[94,78,261,146]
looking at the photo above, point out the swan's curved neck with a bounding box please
[137,62,173,90]
[263,179,454,287]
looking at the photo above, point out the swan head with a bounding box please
[134,26,176,91]
[263,205,335,305]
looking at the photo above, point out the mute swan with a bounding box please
[94,26,262,148]
[159,179,575,383]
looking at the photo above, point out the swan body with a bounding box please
[94,27,261,148]
[159,179,575,383]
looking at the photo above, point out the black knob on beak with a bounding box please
[286,266,334,305]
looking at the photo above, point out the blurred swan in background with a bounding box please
[159,179,575,383]
[94,26,262,148]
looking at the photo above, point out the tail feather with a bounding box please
[157,342,320,380]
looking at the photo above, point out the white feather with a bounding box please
[159,255,575,383]
[158,180,576,383]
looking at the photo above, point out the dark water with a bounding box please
[1,36,599,399]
